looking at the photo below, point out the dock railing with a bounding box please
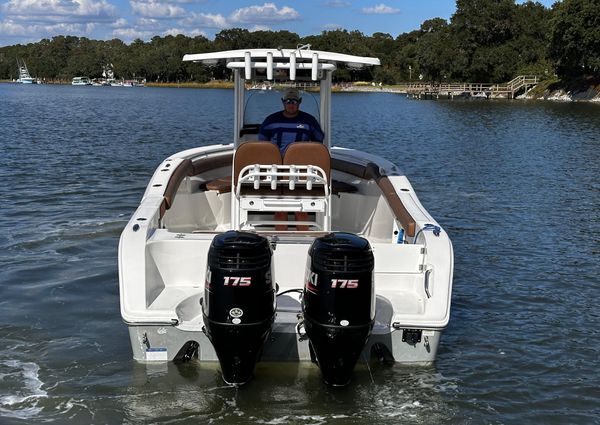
[402,75,539,98]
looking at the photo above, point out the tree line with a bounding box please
[0,0,597,84]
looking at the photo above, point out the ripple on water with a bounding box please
[1,86,600,423]
[0,359,47,419]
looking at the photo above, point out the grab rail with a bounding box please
[235,164,329,197]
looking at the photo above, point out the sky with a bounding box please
[0,0,556,47]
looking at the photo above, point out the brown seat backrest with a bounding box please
[233,141,282,187]
[282,142,331,183]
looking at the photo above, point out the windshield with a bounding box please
[243,86,321,126]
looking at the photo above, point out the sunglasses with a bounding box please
[282,98,301,105]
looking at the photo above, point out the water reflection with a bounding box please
[120,361,458,424]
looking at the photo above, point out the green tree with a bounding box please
[393,30,421,81]
[302,30,373,81]
[450,0,518,81]
[549,0,600,77]
[416,19,465,82]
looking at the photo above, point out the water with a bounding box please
[1,84,599,424]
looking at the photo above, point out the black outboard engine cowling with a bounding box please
[302,232,375,386]
[203,231,275,385]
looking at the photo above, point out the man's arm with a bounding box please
[258,116,271,141]
[310,116,325,142]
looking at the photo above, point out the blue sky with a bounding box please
[0,0,556,47]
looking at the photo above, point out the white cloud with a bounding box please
[137,18,161,28]
[130,0,186,19]
[0,19,94,38]
[111,18,129,28]
[2,0,116,23]
[249,25,271,32]
[112,26,153,40]
[181,12,228,29]
[0,20,29,36]
[180,4,300,30]
[229,3,300,24]
[361,3,399,14]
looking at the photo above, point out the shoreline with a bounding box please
[3,79,599,102]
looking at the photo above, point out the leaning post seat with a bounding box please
[280,142,332,231]
[231,141,332,231]
[282,142,331,196]
[205,141,282,193]
[284,144,356,196]
[231,141,283,230]
[234,141,283,195]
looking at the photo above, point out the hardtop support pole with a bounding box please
[234,69,244,148]
[320,71,332,149]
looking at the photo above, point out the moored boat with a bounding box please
[16,59,35,84]
[71,76,92,86]
[119,47,454,386]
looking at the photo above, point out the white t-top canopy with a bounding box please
[182,47,381,148]
[183,47,380,81]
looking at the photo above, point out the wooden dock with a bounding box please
[403,75,539,99]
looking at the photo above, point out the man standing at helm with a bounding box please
[258,87,325,231]
[258,87,324,154]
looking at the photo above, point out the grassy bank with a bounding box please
[4,78,598,101]
[146,81,234,89]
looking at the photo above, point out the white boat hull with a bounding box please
[120,48,452,384]
[119,144,453,366]
[126,321,443,364]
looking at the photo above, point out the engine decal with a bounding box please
[306,271,319,293]
[330,279,359,288]
[223,276,252,286]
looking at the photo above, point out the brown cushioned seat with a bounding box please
[235,141,283,195]
[202,142,356,195]
[205,176,231,193]
[281,142,331,196]
[202,142,283,194]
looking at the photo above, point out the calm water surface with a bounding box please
[1,84,599,424]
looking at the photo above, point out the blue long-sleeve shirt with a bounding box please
[258,111,324,155]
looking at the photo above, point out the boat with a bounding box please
[119,47,453,386]
[71,76,91,86]
[16,59,35,84]
[248,81,272,91]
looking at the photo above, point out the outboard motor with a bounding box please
[302,232,375,386]
[203,231,275,385]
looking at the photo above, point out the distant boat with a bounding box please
[248,82,272,91]
[71,77,92,86]
[109,78,145,87]
[16,59,35,84]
